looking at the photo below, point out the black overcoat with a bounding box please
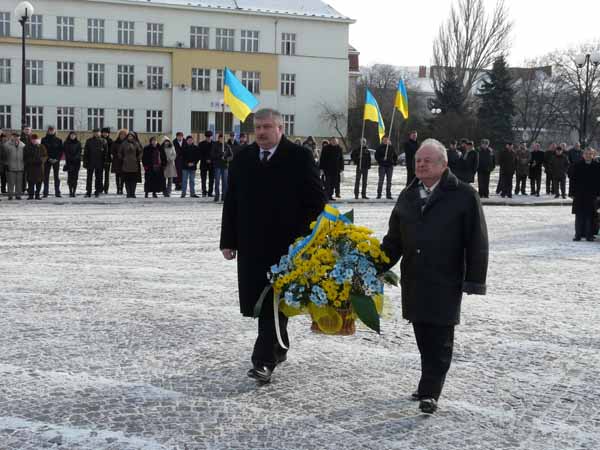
[220,137,326,317]
[319,144,343,174]
[455,150,479,183]
[381,169,489,325]
[571,160,600,215]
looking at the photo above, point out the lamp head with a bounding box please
[15,1,34,20]
[574,54,587,68]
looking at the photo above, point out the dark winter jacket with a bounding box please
[142,144,166,172]
[571,160,600,215]
[118,140,142,174]
[351,145,371,170]
[380,169,489,325]
[375,143,397,167]
[543,150,555,173]
[220,136,326,317]
[41,134,63,162]
[529,150,544,176]
[83,136,107,170]
[455,150,479,183]
[499,148,517,175]
[477,147,495,173]
[403,138,419,172]
[319,144,344,174]
[211,142,234,170]
[197,141,214,164]
[551,152,570,179]
[111,138,126,174]
[24,143,48,183]
[64,138,82,172]
[103,136,114,165]
[568,148,583,165]
[515,148,531,177]
[182,143,200,170]
[447,148,462,174]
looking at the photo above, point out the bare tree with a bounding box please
[361,64,401,91]
[319,102,350,151]
[432,0,513,111]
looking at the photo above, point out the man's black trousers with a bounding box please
[252,295,289,371]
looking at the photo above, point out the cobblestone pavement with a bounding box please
[0,200,598,450]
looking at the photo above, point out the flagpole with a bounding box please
[384,106,397,160]
[359,115,366,172]
[222,101,226,156]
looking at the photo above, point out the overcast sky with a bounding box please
[327,0,600,68]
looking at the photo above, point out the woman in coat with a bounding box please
[118,132,143,198]
[63,131,82,197]
[142,137,166,198]
[161,137,177,197]
[24,134,48,200]
[111,129,127,195]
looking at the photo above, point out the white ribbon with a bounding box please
[273,291,288,350]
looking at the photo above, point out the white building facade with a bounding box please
[0,0,353,138]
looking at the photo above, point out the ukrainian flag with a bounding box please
[224,67,259,122]
[395,79,409,119]
[364,89,385,142]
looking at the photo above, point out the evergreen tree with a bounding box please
[434,68,465,114]
[477,56,515,147]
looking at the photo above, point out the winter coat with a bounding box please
[197,141,213,163]
[571,160,600,215]
[173,138,185,174]
[375,144,397,167]
[2,140,25,172]
[162,143,178,178]
[477,147,495,173]
[351,145,371,170]
[551,152,570,179]
[220,136,326,317]
[119,140,143,174]
[529,150,544,177]
[403,139,419,172]
[319,144,344,174]
[516,148,531,177]
[142,144,166,172]
[103,136,114,166]
[543,150,555,174]
[380,169,489,325]
[447,148,462,174]
[568,148,583,165]
[499,148,517,175]
[211,142,234,170]
[41,134,63,162]
[455,150,479,183]
[111,138,126,174]
[83,136,107,170]
[64,138,82,172]
[182,144,200,170]
[24,143,48,183]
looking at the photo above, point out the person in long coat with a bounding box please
[119,132,143,198]
[375,136,398,199]
[64,131,82,197]
[515,143,531,195]
[220,108,326,384]
[24,134,48,200]
[3,132,25,200]
[83,128,107,197]
[544,143,556,195]
[142,137,166,198]
[403,130,419,185]
[529,142,544,197]
[161,136,177,197]
[571,148,600,241]
[380,138,488,414]
[319,137,344,200]
[351,138,371,199]
[499,143,517,198]
[476,139,495,198]
[111,129,127,195]
[551,145,570,199]
[173,131,185,191]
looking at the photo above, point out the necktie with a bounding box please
[261,150,270,163]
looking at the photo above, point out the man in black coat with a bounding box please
[375,136,398,199]
[41,126,64,197]
[529,142,544,197]
[351,138,371,199]
[319,137,344,200]
[446,140,461,175]
[403,130,419,185]
[101,127,113,194]
[552,145,569,199]
[455,141,479,184]
[380,138,488,414]
[476,139,495,198]
[197,131,215,197]
[173,131,185,190]
[83,128,107,197]
[499,143,517,198]
[220,108,325,384]
[544,144,556,195]
[568,142,583,197]
[571,148,600,241]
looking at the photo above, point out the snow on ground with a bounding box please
[0,185,598,450]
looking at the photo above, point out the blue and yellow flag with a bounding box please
[364,89,385,142]
[224,67,259,122]
[395,79,409,120]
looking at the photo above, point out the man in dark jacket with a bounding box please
[83,128,107,197]
[198,130,215,197]
[544,144,556,195]
[403,130,419,185]
[181,135,199,198]
[567,142,583,197]
[552,145,570,199]
[351,138,371,199]
[446,140,461,175]
[375,136,398,199]
[101,127,113,194]
[220,108,325,384]
[476,139,495,198]
[173,131,185,190]
[212,134,233,202]
[319,137,344,200]
[529,142,544,196]
[499,143,517,198]
[571,148,600,241]
[380,138,488,414]
[41,126,64,197]
[455,141,479,184]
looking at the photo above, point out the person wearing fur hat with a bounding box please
[24,133,48,200]
[161,136,177,197]
[118,132,143,198]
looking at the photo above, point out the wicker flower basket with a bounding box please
[310,307,356,336]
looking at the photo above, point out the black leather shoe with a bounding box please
[573,236,582,241]
[419,398,438,414]
[247,365,272,383]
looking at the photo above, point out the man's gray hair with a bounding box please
[254,108,282,125]
[418,138,448,163]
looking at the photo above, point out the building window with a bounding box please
[215,112,233,134]
[87,63,105,88]
[146,110,163,133]
[0,59,10,84]
[147,66,163,90]
[88,108,104,130]
[147,23,163,47]
[117,64,134,89]
[216,28,234,51]
[117,109,134,131]
[190,26,209,49]
[191,111,208,133]
[191,68,210,91]
[26,60,43,85]
[280,73,296,96]
[56,16,74,41]
[56,106,74,131]
[241,30,259,53]
[216,69,224,92]
[26,106,43,130]
[25,14,42,39]
[87,18,105,43]
[0,12,9,37]
[281,33,296,56]
[118,20,134,45]
[0,105,11,129]
[282,114,295,136]
[241,71,260,94]
[57,61,74,87]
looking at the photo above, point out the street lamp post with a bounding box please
[574,52,600,148]
[15,1,34,131]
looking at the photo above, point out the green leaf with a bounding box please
[382,270,399,287]
[350,294,380,334]
[342,209,354,224]
[253,285,273,318]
